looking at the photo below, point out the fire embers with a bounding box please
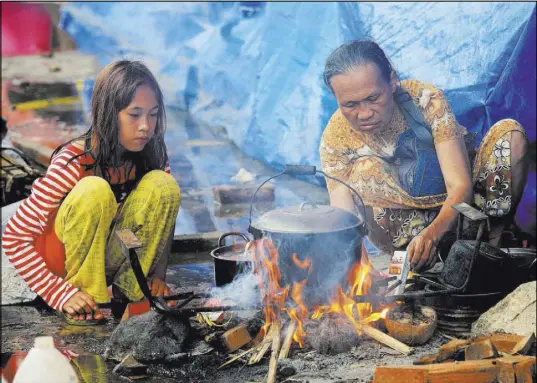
[246,238,391,351]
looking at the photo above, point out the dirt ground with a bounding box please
[2,258,443,383]
[1,302,448,383]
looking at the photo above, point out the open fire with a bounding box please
[246,237,392,352]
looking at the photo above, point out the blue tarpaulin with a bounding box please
[60,2,536,232]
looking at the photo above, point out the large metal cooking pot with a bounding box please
[211,165,367,306]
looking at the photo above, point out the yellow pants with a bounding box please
[55,170,181,303]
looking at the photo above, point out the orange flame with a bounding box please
[292,253,311,270]
[288,279,308,347]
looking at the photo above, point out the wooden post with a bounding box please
[267,321,282,383]
[279,321,297,360]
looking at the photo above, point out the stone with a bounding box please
[104,310,191,364]
[472,281,536,337]
[278,360,297,377]
[1,201,36,305]
[2,249,37,306]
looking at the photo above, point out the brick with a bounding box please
[464,339,499,360]
[213,184,275,205]
[510,333,536,356]
[221,324,253,352]
[121,300,151,321]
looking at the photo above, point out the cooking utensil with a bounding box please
[210,232,253,287]
[246,165,368,306]
[354,203,495,306]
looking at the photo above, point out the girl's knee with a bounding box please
[68,176,116,209]
[140,170,181,199]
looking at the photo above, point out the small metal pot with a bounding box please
[210,232,252,287]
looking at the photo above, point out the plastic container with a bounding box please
[13,337,78,383]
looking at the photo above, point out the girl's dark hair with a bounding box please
[323,40,395,92]
[52,60,167,182]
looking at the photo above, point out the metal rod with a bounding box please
[178,305,255,313]
[383,280,402,296]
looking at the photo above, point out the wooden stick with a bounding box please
[362,325,414,355]
[267,321,282,383]
[219,346,258,369]
[248,328,273,365]
[278,320,297,360]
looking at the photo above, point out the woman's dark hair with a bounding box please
[52,60,167,182]
[323,40,395,92]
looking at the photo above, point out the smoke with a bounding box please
[208,229,363,315]
[209,267,260,314]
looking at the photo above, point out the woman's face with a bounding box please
[330,63,397,133]
[118,84,159,152]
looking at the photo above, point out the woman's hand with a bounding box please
[407,228,439,272]
[63,291,103,321]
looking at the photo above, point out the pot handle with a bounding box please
[299,201,318,210]
[248,165,368,228]
[218,232,250,248]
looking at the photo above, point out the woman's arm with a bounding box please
[408,137,473,270]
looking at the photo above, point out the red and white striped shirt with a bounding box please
[2,143,171,311]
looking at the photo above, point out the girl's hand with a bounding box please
[407,228,439,272]
[148,277,176,307]
[63,291,103,321]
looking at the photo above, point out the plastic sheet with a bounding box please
[59,2,536,232]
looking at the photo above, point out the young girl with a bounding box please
[2,60,181,324]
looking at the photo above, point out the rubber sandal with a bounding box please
[60,312,106,326]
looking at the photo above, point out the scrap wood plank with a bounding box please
[437,338,473,362]
[514,357,537,383]
[375,356,536,383]
[464,339,499,360]
[510,333,536,356]
[474,333,528,354]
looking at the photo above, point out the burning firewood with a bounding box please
[279,320,298,360]
[218,347,258,369]
[249,327,273,364]
[362,326,414,355]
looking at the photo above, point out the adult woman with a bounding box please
[320,40,529,272]
[2,60,181,324]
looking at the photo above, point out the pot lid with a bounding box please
[252,201,363,234]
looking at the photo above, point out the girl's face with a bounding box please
[118,84,159,152]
